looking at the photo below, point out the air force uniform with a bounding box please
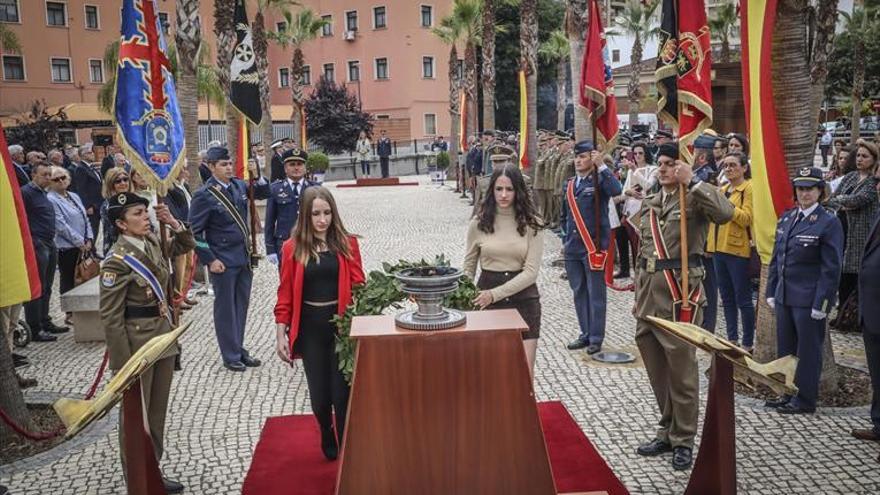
[188,147,270,368]
[264,149,314,270]
[767,167,844,412]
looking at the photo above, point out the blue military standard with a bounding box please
[188,146,270,372]
[766,166,844,414]
[264,148,315,272]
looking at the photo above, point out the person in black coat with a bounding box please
[72,144,104,238]
[8,144,30,187]
[376,130,392,178]
[851,205,880,442]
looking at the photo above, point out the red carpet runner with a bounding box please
[243,401,628,495]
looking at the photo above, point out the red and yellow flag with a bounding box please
[741,0,793,262]
[235,114,250,180]
[0,124,41,307]
[518,70,530,169]
[579,0,619,148]
[675,0,713,161]
[459,91,468,152]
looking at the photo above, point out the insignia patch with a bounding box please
[118,193,127,205]
[101,271,117,287]
[799,167,811,177]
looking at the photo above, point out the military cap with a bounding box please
[791,166,825,188]
[618,134,633,147]
[655,130,674,140]
[694,134,717,150]
[573,140,595,155]
[205,146,230,161]
[554,130,571,139]
[657,142,679,160]
[270,139,284,150]
[282,148,308,163]
[106,192,150,224]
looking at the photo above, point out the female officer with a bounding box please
[765,167,844,414]
[99,192,195,493]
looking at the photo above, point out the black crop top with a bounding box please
[302,251,339,302]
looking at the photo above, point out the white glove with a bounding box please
[810,309,827,320]
[766,298,775,310]
[267,253,278,265]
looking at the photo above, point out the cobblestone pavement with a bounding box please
[3,177,879,494]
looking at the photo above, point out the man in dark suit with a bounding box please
[852,201,880,442]
[270,138,294,182]
[377,130,392,178]
[264,149,314,272]
[8,144,30,187]
[72,144,103,238]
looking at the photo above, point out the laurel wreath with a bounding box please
[333,255,479,383]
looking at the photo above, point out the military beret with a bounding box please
[573,140,595,155]
[655,130,674,139]
[106,192,150,224]
[282,148,308,163]
[657,142,679,160]
[206,146,230,161]
[791,166,825,188]
[694,134,717,150]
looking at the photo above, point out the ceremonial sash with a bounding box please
[207,185,252,255]
[648,208,701,323]
[566,179,607,271]
[111,252,174,327]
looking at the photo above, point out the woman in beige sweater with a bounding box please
[464,165,544,375]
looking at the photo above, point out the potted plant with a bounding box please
[432,150,450,182]
[307,151,329,184]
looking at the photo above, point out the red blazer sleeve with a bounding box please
[349,236,366,287]
[274,239,295,324]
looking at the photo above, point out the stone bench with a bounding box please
[59,277,105,342]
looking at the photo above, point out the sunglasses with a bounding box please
[52,176,69,182]
[114,177,130,184]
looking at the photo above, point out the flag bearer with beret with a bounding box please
[265,148,315,272]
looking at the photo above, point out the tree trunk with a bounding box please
[808,0,841,140]
[521,0,538,177]
[252,12,274,156]
[0,319,31,446]
[465,41,478,137]
[850,11,866,143]
[721,39,731,63]
[567,0,591,140]
[291,48,305,147]
[226,105,239,160]
[481,0,497,131]
[556,58,567,131]
[628,34,643,128]
[178,69,202,190]
[214,0,235,145]
[754,265,777,363]
[449,44,461,179]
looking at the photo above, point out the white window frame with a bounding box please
[301,65,311,85]
[87,58,104,83]
[421,55,435,79]
[345,10,358,32]
[372,5,387,29]
[424,113,437,136]
[157,11,170,34]
[0,0,21,24]
[323,62,335,82]
[83,4,99,30]
[320,14,332,37]
[347,60,360,82]
[49,56,73,83]
[420,4,433,28]
[278,67,289,88]
[374,57,389,80]
[1,54,26,81]
[45,0,68,27]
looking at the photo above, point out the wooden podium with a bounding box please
[336,309,556,495]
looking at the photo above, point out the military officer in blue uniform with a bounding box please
[560,139,623,354]
[188,146,271,372]
[264,148,314,271]
[765,166,844,414]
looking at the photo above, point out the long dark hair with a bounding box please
[292,186,353,264]
[477,165,543,236]
[728,133,750,158]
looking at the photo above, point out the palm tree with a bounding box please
[520,0,538,175]
[175,0,203,189]
[97,40,120,116]
[214,0,237,150]
[841,5,876,142]
[539,29,570,131]
[481,0,496,131]
[432,19,463,182]
[566,0,589,139]
[708,2,738,63]
[448,0,481,140]
[613,0,660,128]
[269,8,328,147]
[0,23,21,53]
[253,0,299,153]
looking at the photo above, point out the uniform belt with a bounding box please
[640,255,703,273]
[125,305,160,318]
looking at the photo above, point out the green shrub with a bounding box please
[307,151,330,172]
[435,150,450,170]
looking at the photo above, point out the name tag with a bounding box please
[795,234,818,246]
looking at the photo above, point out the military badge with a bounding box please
[799,167,811,177]
[101,271,117,287]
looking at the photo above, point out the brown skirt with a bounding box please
[477,269,541,340]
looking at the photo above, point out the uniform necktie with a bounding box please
[292,182,299,198]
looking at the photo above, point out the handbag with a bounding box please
[75,251,100,286]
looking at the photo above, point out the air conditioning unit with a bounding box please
[344,30,356,41]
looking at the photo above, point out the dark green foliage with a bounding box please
[825,7,880,103]
[6,100,69,152]
[304,77,373,155]
[306,151,329,172]
[436,150,451,170]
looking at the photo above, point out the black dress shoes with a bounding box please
[566,338,589,350]
[777,403,815,415]
[32,331,57,342]
[672,446,693,470]
[850,428,880,441]
[586,344,602,355]
[162,477,185,494]
[636,438,672,456]
[241,355,262,368]
[45,322,70,334]
[223,361,247,372]
[320,426,339,461]
[12,353,29,368]
[16,373,37,389]
[764,396,791,408]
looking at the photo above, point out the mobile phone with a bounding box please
[634,184,643,192]
[627,151,635,162]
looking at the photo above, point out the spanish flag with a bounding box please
[518,70,529,169]
[235,116,251,180]
[741,0,793,262]
[459,91,468,152]
[0,124,41,307]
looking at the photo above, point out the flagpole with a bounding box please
[679,178,691,321]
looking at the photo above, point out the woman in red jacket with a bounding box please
[274,186,365,460]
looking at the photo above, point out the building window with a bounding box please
[276,21,286,32]
[89,59,104,83]
[2,55,24,80]
[84,5,99,29]
[611,49,620,63]
[301,65,311,85]
[58,129,77,145]
[158,12,169,34]
[420,5,433,27]
[375,57,388,80]
[345,10,357,31]
[422,56,434,78]
[46,1,67,26]
[1,0,20,23]
[51,57,72,82]
[278,67,289,88]
[373,6,386,29]
[424,114,437,135]
[348,61,360,82]
[323,63,334,82]
[321,15,332,36]
[376,114,390,120]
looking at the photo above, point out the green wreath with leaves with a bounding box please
[333,255,479,383]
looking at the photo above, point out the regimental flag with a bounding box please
[579,0,619,148]
[518,70,529,169]
[655,0,678,129]
[675,0,713,160]
[230,0,262,126]
[115,0,186,195]
[741,0,793,262]
[0,125,41,307]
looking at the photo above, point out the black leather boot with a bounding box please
[320,425,338,460]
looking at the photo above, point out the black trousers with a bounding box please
[24,239,56,334]
[614,225,630,275]
[88,213,100,246]
[838,272,858,309]
[379,157,390,178]
[57,247,81,294]
[864,331,880,434]
[295,304,350,437]
[360,160,371,176]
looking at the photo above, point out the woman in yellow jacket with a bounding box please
[708,151,755,351]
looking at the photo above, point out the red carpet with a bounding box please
[243,401,628,495]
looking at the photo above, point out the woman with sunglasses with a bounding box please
[100,167,131,254]
[47,166,93,304]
